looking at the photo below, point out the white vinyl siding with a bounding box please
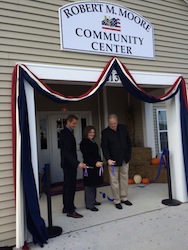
[0,90,14,246]
[0,0,188,74]
[0,0,188,246]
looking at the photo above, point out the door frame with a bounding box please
[36,111,92,183]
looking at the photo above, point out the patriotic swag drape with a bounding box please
[11,57,188,247]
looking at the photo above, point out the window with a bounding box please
[56,118,66,148]
[156,109,168,153]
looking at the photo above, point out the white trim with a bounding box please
[16,65,24,248]
[143,102,156,157]
[25,81,39,193]
[17,62,181,87]
[102,87,108,128]
[166,91,187,202]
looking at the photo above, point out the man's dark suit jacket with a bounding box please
[60,126,79,169]
[101,124,132,166]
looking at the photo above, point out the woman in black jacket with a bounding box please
[80,126,103,211]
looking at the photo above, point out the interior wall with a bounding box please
[130,96,144,147]
[106,86,144,146]
[35,83,104,144]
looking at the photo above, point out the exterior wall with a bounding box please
[1,0,188,74]
[0,0,188,246]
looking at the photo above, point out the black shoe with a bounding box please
[62,208,66,213]
[121,200,132,206]
[90,207,99,212]
[67,211,83,218]
[62,206,76,213]
[86,206,99,211]
[94,201,101,206]
[115,203,122,209]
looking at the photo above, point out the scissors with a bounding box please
[86,166,94,169]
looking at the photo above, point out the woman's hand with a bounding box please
[107,159,116,166]
[78,162,86,169]
[96,161,103,167]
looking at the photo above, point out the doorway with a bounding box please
[37,111,92,184]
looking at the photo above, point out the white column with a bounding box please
[25,80,39,194]
[166,91,188,202]
[102,86,108,128]
[16,80,38,248]
[143,102,156,157]
[24,81,39,243]
[15,78,25,248]
[97,92,102,136]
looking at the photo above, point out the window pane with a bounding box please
[160,132,168,151]
[158,110,167,130]
[56,118,66,148]
[157,109,168,153]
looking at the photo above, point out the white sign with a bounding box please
[59,1,155,59]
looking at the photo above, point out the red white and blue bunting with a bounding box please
[11,57,188,247]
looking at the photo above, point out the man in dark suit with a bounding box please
[60,114,86,218]
[101,114,132,209]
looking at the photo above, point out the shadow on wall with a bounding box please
[0,246,15,250]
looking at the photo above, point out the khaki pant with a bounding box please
[108,162,129,204]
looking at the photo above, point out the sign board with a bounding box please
[59,1,155,59]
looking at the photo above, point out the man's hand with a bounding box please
[107,159,116,166]
[78,162,86,169]
[96,161,103,168]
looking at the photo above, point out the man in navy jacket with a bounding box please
[60,114,86,218]
[101,114,132,209]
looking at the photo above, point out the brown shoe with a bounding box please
[67,211,83,218]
